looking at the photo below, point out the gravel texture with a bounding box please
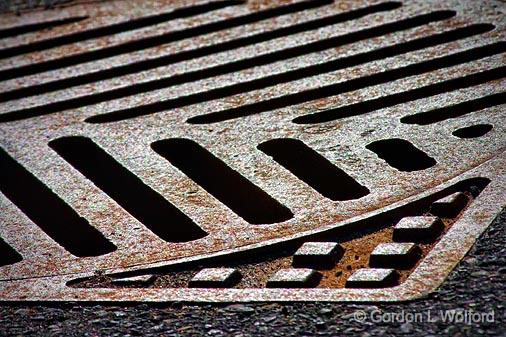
[0,208,504,337]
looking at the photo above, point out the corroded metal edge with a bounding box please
[0,149,503,302]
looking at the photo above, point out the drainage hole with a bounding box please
[366,138,436,172]
[452,124,493,139]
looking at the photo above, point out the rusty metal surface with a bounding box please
[0,0,504,302]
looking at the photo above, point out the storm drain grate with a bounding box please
[0,0,504,302]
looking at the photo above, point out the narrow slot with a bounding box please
[0,2,399,103]
[366,138,436,172]
[257,139,369,201]
[293,65,506,124]
[151,139,293,224]
[452,124,493,138]
[0,0,244,59]
[49,137,207,243]
[0,0,391,103]
[400,92,506,125]
[0,16,87,40]
[0,237,22,267]
[188,42,505,124]
[90,23,494,124]
[0,146,116,257]
[0,0,331,81]
[0,4,420,122]
[4,23,491,124]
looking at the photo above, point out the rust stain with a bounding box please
[0,0,504,302]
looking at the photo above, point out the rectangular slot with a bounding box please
[86,10,461,124]
[0,237,22,267]
[0,2,400,107]
[0,0,244,60]
[85,22,493,124]
[151,139,293,224]
[0,147,116,257]
[190,41,504,125]
[49,137,207,243]
[258,139,369,201]
[400,92,506,125]
[0,2,405,120]
[0,0,330,81]
[366,138,436,172]
[293,64,506,124]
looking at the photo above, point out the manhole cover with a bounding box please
[0,0,504,302]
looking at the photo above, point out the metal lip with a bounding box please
[1,152,504,302]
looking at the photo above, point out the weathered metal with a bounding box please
[0,0,504,302]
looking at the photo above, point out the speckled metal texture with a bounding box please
[0,0,504,302]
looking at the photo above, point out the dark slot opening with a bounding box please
[0,237,22,267]
[189,41,504,125]
[0,16,87,40]
[27,22,486,125]
[400,92,506,125]
[366,138,436,172]
[0,146,116,257]
[49,137,207,243]
[258,139,369,201]
[85,10,460,124]
[452,124,493,139]
[151,139,293,224]
[0,0,331,81]
[293,64,506,125]
[0,0,244,60]
[0,0,376,104]
[0,3,410,121]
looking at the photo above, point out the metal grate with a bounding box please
[0,0,504,302]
